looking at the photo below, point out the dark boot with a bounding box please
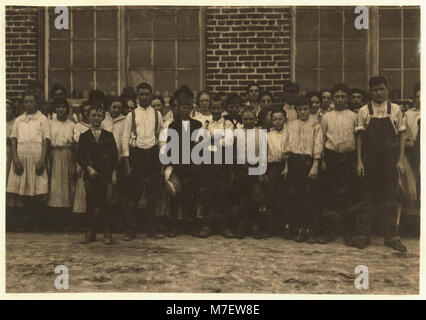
[104,231,113,245]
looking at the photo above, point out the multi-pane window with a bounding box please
[294,6,369,92]
[378,6,420,99]
[47,7,120,99]
[126,7,201,98]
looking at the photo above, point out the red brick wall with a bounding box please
[6,6,40,99]
[205,7,291,98]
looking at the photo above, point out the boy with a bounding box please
[246,83,261,117]
[349,88,365,112]
[77,103,118,245]
[165,91,202,237]
[266,108,289,238]
[198,95,234,238]
[283,96,323,243]
[121,82,164,240]
[320,89,334,111]
[355,76,407,252]
[224,93,243,129]
[282,82,300,122]
[320,84,358,244]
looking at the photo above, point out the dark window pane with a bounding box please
[97,70,118,95]
[380,70,401,98]
[379,9,401,38]
[177,69,200,93]
[345,70,368,91]
[154,41,175,69]
[73,10,94,39]
[320,41,342,68]
[403,40,420,69]
[49,8,70,39]
[127,70,154,90]
[96,10,118,39]
[320,9,343,38]
[73,40,94,68]
[96,40,118,68]
[154,70,176,94]
[178,40,200,68]
[177,9,199,38]
[403,8,420,38]
[344,40,367,69]
[49,40,70,68]
[296,41,318,68]
[320,70,342,89]
[344,7,367,40]
[127,9,154,38]
[296,10,318,39]
[403,70,420,99]
[48,70,70,97]
[379,40,401,69]
[72,70,93,99]
[296,70,319,92]
[153,9,176,38]
[129,41,152,69]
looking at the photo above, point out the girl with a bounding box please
[48,97,76,231]
[191,91,212,126]
[152,95,173,129]
[257,91,274,129]
[72,101,91,215]
[306,91,322,124]
[6,99,23,231]
[7,91,51,232]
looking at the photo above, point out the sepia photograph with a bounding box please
[3,3,421,296]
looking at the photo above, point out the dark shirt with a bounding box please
[77,129,119,184]
[167,118,202,165]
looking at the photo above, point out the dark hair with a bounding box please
[53,97,69,114]
[369,76,388,89]
[283,81,300,93]
[107,95,123,108]
[152,95,165,106]
[177,92,193,107]
[217,91,227,98]
[136,82,153,94]
[28,80,43,90]
[225,93,243,108]
[320,89,331,97]
[247,82,261,92]
[122,86,136,99]
[50,83,66,96]
[169,95,177,108]
[88,103,105,115]
[349,88,365,97]
[89,89,106,108]
[241,107,256,118]
[210,94,223,105]
[22,90,37,101]
[177,85,194,99]
[196,90,211,106]
[270,107,286,119]
[294,96,310,108]
[331,83,349,96]
[306,91,321,100]
[259,91,273,100]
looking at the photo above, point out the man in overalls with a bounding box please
[354,76,407,252]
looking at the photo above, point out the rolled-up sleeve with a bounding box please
[395,105,406,132]
[355,108,368,132]
[41,116,51,142]
[313,124,324,159]
[121,112,132,157]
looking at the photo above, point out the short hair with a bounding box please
[51,83,66,96]
[89,89,106,107]
[247,82,261,92]
[177,92,193,107]
[136,82,153,94]
[259,91,273,100]
[22,90,37,101]
[53,97,69,114]
[331,83,349,96]
[210,94,223,106]
[349,88,365,97]
[151,95,165,106]
[28,80,43,90]
[122,86,136,99]
[283,81,300,93]
[306,91,321,100]
[270,107,287,119]
[294,96,310,108]
[107,95,123,108]
[177,85,194,99]
[89,103,105,115]
[369,76,388,89]
[196,90,211,106]
[225,93,243,107]
[241,107,256,118]
[169,95,177,108]
[320,89,331,97]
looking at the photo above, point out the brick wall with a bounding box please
[205,7,291,99]
[5,6,40,99]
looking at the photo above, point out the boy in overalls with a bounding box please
[355,76,407,252]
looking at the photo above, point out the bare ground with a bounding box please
[6,233,419,294]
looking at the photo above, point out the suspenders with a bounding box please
[130,107,160,147]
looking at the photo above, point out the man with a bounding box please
[246,83,261,117]
[355,76,407,252]
[121,82,165,240]
[282,82,300,122]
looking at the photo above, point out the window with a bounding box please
[294,6,369,92]
[378,7,420,99]
[47,6,120,99]
[126,7,202,98]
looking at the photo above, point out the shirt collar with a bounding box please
[22,111,40,122]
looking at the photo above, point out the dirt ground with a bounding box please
[5,232,419,295]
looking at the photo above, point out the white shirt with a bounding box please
[191,111,212,127]
[405,108,420,141]
[267,128,287,163]
[122,105,163,156]
[49,118,75,148]
[283,103,297,122]
[321,109,357,153]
